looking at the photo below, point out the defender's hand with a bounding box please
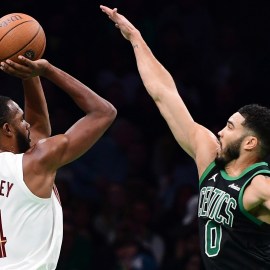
[100,5,139,42]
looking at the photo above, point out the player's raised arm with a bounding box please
[39,61,117,167]
[100,5,219,174]
[0,58,51,145]
[23,77,51,144]
[1,56,117,197]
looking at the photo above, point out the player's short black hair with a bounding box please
[238,104,270,158]
[0,95,12,126]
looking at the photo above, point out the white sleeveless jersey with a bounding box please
[0,152,63,270]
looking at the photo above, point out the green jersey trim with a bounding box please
[199,161,215,186]
[220,162,268,180]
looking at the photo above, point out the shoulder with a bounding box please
[251,174,270,186]
[249,174,270,199]
[23,134,69,172]
[22,135,69,196]
[242,174,270,211]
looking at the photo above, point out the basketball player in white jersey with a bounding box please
[0,55,117,269]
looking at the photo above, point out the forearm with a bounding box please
[129,31,178,102]
[129,30,197,152]
[43,64,114,115]
[23,77,51,137]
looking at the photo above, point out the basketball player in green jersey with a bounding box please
[101,5,270,269]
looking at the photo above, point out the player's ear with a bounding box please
[1,122,13,137]
[244,135,258,150]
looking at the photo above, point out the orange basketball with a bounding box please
[0,13,46,63]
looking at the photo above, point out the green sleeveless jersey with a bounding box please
[198,161,270,270]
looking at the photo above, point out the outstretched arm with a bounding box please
[100,5,219,174]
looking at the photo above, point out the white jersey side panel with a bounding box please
[0,152,63,270]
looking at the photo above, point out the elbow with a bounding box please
[107,103,117,123]
[101,101,117,125]
[85,100,117,128]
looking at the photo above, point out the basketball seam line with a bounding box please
[0,24,42,61]
[0,20,34,42]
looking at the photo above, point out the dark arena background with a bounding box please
[1,0,270,269]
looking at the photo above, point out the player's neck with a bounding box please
[0,141,18,154]
[224,155,261,177]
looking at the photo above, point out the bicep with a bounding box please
[59,114,113,166]
[155,90,218,164]
[28,111,114,170]
[155,91,195,155]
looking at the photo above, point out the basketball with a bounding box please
[0,13,46,63]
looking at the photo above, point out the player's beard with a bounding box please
[16,129,31,153]
[215,136,245,169]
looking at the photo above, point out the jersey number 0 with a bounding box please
[205,220,222,257]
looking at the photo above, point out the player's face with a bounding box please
[8,101,31,153]
[215,112,247,168]
[215,136,245,168]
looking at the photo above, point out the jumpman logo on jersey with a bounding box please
[208,173,218,182]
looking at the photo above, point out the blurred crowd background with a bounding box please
[1,0,270,269]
